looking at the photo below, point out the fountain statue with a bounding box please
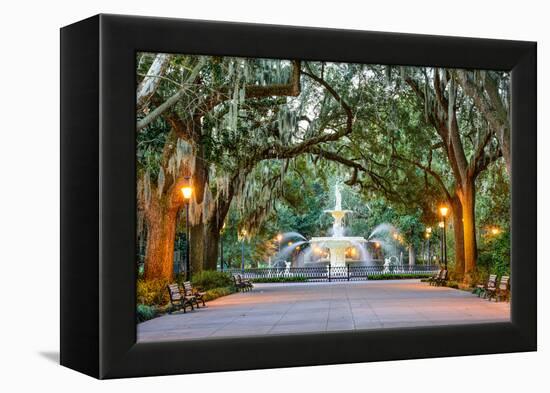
[309,185,368,266]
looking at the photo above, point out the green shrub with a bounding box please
[469,267,490,286]
[137,279,169,306]
[136,304,158,322]
[203,286,236,301]
[368,273,434,280]
[250,276,308,283]
[445,281,460,289]
[191,270,233,291]
[250,274,432,283]
[477,231,510,279]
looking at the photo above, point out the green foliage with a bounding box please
[367,273,434,280]
[191,271,234,291]
[250,276,308,283]
[476,161,510,229]
[137,279,169,306]
[273,179,329,239]
[203,286,236,301]
[477,231,511,279]
[396,211,425,252]
[136,117,170,178]
[445,281,460,289]
[136,304,158,322]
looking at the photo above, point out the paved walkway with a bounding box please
[137,280,510,342]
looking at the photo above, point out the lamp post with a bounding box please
[240,229,247,273]
[220,222,226,272]
[437,221,444,264]
[439,206,448,270]
[181,178,193,280]
[425,227,432,266]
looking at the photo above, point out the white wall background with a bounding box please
[0,0,545,391]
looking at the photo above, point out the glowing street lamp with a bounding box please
[439,206,449,270]
[181,185,192,200]
[180,177,193,280]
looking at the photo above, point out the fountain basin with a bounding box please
[310,236,367,267]
[310,236,367,247]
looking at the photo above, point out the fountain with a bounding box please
[270,185,403,269]
[309,185,368,267]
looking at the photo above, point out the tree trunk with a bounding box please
[451,195,465,280]
[189,142,208,274]
[497,126,511,176]
[203,181,235,271]
[204,220,220,270]
[408,246,416,265]
[458,180,477,284]
[189,222,205,275]
[144,196,179,281]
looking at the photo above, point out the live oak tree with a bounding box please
[301,65,506,282]
[400,68,503,282]
[137,55,301,280]
[137,56,357,280]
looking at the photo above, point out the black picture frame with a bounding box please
[60,14,536,379]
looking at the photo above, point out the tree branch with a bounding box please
[137,57,206,131]
[136,53,172,112]
[455,70,510,174]
[196,60,302,116]
[392,153,452,201]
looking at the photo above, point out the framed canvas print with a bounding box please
[60,14,536,379]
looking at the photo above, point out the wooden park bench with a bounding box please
[434,269,448,286]
[183,281,206,308]
[429,269,446,286]
[427,269,443,285]
[232,274,252,292]
[474,274,497,298]
[231,274,245,291]
[486,275,510,302]
[238,274,253,290]
[166,283,195,313]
